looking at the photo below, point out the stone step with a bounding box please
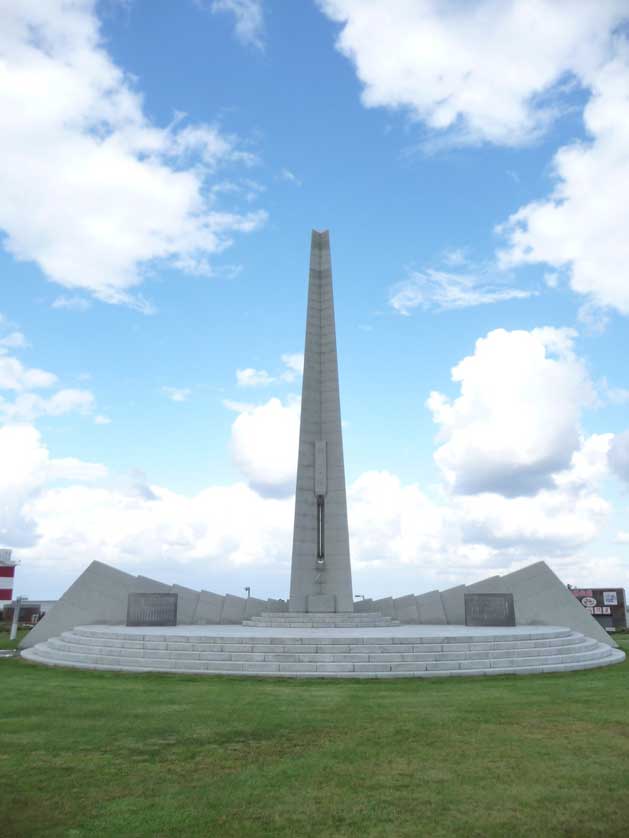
[67,630,578,651]
[23,640,623,678]
[45,645,603,668]
[41,633,603,666]
[69,625,574,644]
[50,632,596,661]
[23,624,622,680]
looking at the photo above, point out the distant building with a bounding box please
[2,600,56,625]
[569,587,627,632]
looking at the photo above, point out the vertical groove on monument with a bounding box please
[289,230,354,613]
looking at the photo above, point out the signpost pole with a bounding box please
[9,596,21,641]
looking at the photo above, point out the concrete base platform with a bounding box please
[21,623,624,679]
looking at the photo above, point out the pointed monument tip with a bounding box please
[312,228,329,238]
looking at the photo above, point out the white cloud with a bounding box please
[317,1,629,318]
[0,1,266,307]
[348,464,610,583]
[209,0,265,50]
[0,331,28,350]
[0,389,95,423]
[0,424,105,548]
[162,386,191,403]
[236,367,275,387]
[229,397,300,496]
[94,414,112,425]
[0,355,57,391]
[599,378,629,406]
[389,268,532,315]
[280,353,304,382]
[498,43,629,316]
[428,327,595,496]
[608,431,629,483]
[51,296,92,312]
[1,419,618,596]
[348,470,454,568]
[458,471,609,555]
[223,398,257,413]
[318,0,627,146]
[0,321,95,422]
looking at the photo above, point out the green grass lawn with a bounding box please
[0,626,28,649]
[1,634,628,838]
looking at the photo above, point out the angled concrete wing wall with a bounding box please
[21,561,144,648]
[19,560,289,648]
[390,562,616,648]
[415,591,447,624]
[467,561,616,648]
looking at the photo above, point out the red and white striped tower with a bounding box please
[0,549,16,602]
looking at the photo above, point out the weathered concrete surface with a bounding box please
[21,561,143,649]
[440,585,467,625]
[372,596,395,618]
[221,594,247,624]
[171,584,200,625]
[195,591,224,624]
[415,591,447,625]
[289,231,353,613]
[394,594,420,624]
[244,597,268,618]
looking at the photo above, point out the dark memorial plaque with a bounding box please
[127,593,178,627]
[465,593,515,627]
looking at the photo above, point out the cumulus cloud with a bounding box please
[0,331,28,350]
[0,355,57,391]
[0,389,95,423]
[0,319,95,422]
[229,397,300,496]
[318,2,629,319]
[0,424,106,548]
[208,0,265,49]
[428,327,595,496]
[318,0,627,146]
[458,480,609,556]
[0,1,266,307]
[608,431,629,483]
[389,268,532,315]
[1,419,617,596]
[235,355,304,387]
[348,470,455,568]
[280,353,304,382]
[236,367,275,387]
[498,43,629,316]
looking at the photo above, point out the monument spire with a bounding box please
[289,230,353,613]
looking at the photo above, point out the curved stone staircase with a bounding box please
[21,624,624,678]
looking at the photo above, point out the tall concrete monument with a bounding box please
[19,228,625,679]
[289,230,353,613]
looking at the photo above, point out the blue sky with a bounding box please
[2,0,629,602]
